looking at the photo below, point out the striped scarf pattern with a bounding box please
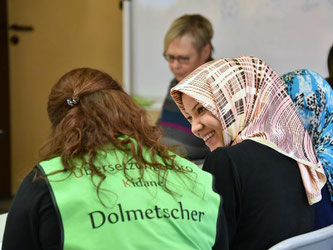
[171,56,326,205]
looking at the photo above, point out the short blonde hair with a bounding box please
[164,14,214,55]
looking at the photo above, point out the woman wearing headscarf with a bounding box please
[281,69,333,229]
[3,68,228,250]
[171,56,326,250]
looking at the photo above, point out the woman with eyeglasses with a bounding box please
[157,14,214,164]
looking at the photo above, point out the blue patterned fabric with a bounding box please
[281,69,333,200]
[281,69,333,229]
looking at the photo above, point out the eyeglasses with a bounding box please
[163,53,190,64]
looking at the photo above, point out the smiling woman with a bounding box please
[181,94,223,151]
[171,56,327,250]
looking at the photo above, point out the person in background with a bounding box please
[171,56,327,250]
[2,68,228,250]
[281,69,333,229]
[157,14,213,163]
[326,44,333,88]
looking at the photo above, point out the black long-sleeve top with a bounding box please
[203,140,314,250]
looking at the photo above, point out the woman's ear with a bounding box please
[201,43,211,60]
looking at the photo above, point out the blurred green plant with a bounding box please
[133,95,154,108]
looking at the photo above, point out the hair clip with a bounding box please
[66,97,79,107]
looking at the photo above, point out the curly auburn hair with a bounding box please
[39,68,188,197]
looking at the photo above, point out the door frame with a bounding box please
[0,0,12,197]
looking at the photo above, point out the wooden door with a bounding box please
[6,0,122,194]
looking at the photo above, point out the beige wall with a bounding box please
[8,1,122,194]
[147,109,161,124]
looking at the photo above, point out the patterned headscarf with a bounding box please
[281,69,333,202]
[171,56,326,205]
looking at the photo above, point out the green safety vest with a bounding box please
[39,148,221,250]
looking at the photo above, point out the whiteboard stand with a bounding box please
[122,0,132,95]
